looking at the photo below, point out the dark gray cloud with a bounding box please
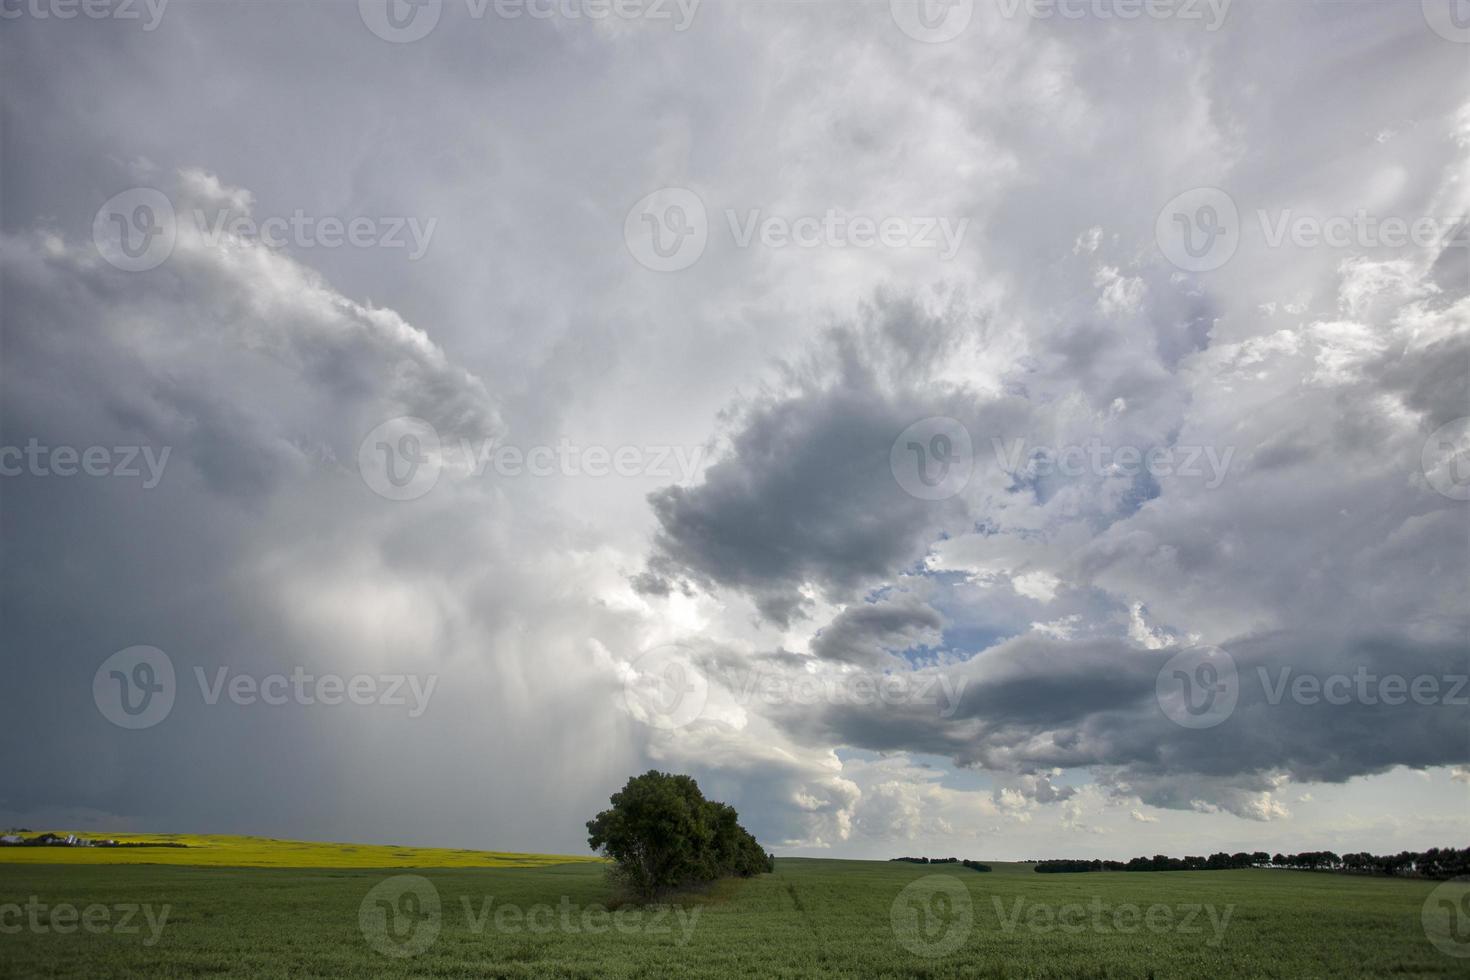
[3,0,1466,857]
[632,164,1469,823]
[637,297,1031,625]
[810,591,945,666]
[765,629,1469,819]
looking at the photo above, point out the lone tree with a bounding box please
[587,771,774,901]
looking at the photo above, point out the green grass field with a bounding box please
[2,855,1467,978]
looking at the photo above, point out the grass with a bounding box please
[0,832,603,869]
[1,855,1466,977]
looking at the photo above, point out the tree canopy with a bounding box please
[1030,847,1469,879]
[586,771,774,901]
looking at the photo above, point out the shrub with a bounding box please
[587,771,773,901]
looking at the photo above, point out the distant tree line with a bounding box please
[587,771,775,902]
[1271,847,1470,878]
[1031,846,1469,880]
[0,833,187,849]
[891,857,991,872]
[1033,853,1270,873]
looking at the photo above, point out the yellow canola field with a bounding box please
[0,832,606,869]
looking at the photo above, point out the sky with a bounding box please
[1,0,1467,862]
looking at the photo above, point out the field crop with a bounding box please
[0,833,603,870]
[2,851,1467,978]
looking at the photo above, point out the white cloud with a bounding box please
[2,1,1465,859]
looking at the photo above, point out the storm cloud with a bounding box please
[2,0,1466,859]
